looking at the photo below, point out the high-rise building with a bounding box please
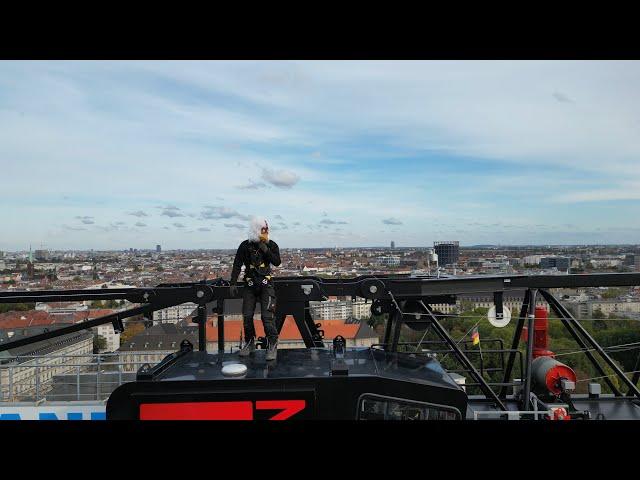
[390,241,395,249]
[156,244,162,253]
[434,241,459,266]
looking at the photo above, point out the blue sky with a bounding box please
[1,60,639,250]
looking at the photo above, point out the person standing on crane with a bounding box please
[229,217,281,361]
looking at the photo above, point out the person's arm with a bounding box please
[259,240,281,267]
[230,242,245,284]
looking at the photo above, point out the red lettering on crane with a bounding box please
[256,400,306,420]
[140,401,253,420]
[139,400,306,420]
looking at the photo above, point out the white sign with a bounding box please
[0,405,106,420]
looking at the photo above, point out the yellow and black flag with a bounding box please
[471,326,480,346]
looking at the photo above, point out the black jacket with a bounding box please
[230,240,281,285]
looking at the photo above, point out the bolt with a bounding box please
[197,290,204,298]
[369,285,378,294]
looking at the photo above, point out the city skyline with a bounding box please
[1,61,640,250]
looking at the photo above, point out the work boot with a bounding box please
[265,337,278,361]
[238,337,256,357]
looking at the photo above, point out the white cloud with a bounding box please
[261,168,300,189]
[159,206,184,218]
[201,206,249,221]
[128,210,149,217]
[2,60,640,248]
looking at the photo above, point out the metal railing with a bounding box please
[0,352,167,403]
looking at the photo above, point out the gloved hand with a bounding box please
[230,284,239,297]
[258,241,268,253]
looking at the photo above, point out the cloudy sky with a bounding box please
[1,60,639,250]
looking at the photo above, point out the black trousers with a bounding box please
[242,283,278,341]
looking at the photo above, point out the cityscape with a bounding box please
[2,241,640,411]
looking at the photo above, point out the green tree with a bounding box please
[93,335,107,353]
[602,287,627,299]
[119,316,146,345]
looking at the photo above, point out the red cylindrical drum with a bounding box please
[531,356,577,395]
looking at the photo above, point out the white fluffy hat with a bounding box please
[248,217,269,242]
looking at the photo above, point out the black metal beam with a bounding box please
[546,298,622,396]
[4,273,640,306]
[194,304,207,353]
[0,305,150,353]
[539,289,640,400]
[630,352,640,395]
[521,289,538,411]
[390,307,403,352]
[0,287,144,303]
[499,289,530,398]
[382,306,396,352]
[288,303,323,348]
[418,300,507,411]
[508,273,640,289]
[216,302,224,360]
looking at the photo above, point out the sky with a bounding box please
[1,60,639,251]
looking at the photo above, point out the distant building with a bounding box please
[309,300,351,321]
[156,244,161,253]
[434,241,459,266]
[118,323,198,372]
[635,256,640,272]
[351,297,371,320]
[540,256,570,271]
[564,300,640,320]
[34,250,50,262]
[153,303,198,324]
[377,256,401,267]
[26,261,35,280]
[522,254,546,265]
[390,241,395,249]
[590,257,622,268]
[95,323,120,352]
[0,325,93,401]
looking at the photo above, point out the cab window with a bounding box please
[358,394,460,420]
